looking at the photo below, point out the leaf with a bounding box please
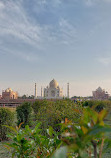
[3,125,17,133]
[98,110,108,122]
[73,109,80,114]
[3,145,11,150]
[49,126,54,137]
[35,135,40,145]
[35,129,41,134]
[99,121,104,126]
[89,125,111,135]
[52,146,67,158]
[81,126,88,134]
[18,122,24,130]
[25,125,32,133]
[5,143,19,150]
[35,122,41,131]
[12,152,16,158]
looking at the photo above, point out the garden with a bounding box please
[0,99,111,158]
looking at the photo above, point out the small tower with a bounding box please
[41,86,43,97]
[67,83,69,98]
[34,83,37,99]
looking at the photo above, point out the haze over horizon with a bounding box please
[0,0,111,97]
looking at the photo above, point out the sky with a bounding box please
[0,0,111,97]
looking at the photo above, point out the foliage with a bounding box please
[19,95,34,99]
[32,100,47,115]
[3,100,111,158]
[4,107,111,158]
[0,141,11,158]
[0,107,14,141]
[16,102,32,127]
[82,100,111,112]
[54,107,111,158]
[32,99,82,134]
[4,122,63,158]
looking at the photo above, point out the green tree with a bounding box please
[0,107,14,140]
[32,99,82,134]
[16,102,32,127]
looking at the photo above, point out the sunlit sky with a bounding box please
[0,0,111,97]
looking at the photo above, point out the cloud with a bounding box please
[0,1,4,9]
[0,0,77,62]
[38,0,62,6]
[98,57,111,66]
[0,0,49,61]
[83,0,111,6]
[83,0,99,6]
[0,0,42,47]
[103,0,111,2]
[84,0,94,6]
[0,46,39,62]
[58,18,77,45]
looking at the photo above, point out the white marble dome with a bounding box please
[6,88,13,92]
[49,79,59,88]
[44,79,63,98]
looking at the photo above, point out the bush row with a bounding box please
[1,100,111,140]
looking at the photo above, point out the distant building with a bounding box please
[2,88,18,100]
[44,79,63,99]
[92,87,109,100]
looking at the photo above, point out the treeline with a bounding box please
[82,100,111,112]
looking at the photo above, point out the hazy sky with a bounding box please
[0,0,111,97]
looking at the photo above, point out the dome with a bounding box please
[6,88,13,92]
[49,79,59,88]
[97,87,102,92]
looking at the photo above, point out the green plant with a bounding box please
[4,122,62,158]
[55,108,111,158]
[32,99,82,135]
[0,107,14,141]
[4,103,111,158]
[82,100,111,112]
[16,102,32,127]
[4,123,36,158]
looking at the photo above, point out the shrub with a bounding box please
[82,100,111,112]
[5,108,111,158]
[16,102,32,127]
[32,100,46,115]
[0,107,14,140]
[4,123,62,158]
[32,99,82,134]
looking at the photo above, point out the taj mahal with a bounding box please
[35,79,69,99]
[44,79,63,99]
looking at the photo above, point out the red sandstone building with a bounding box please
[92,87,109,100]
[2,88,18,100]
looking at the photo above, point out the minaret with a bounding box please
[34,83,37,99]
[41,86,43,97]
[67,83,69,98]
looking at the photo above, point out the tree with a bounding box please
[32,99,82,134]
[16,102,32,127]
[0,108,14,140]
